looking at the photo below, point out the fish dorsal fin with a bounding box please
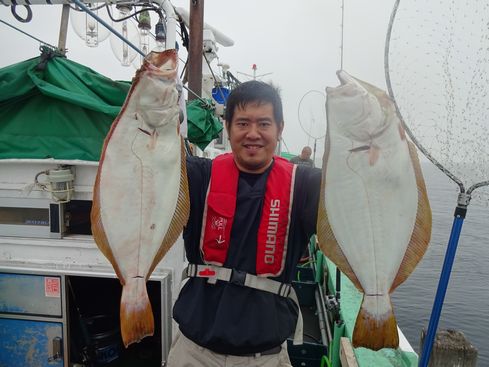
[91,171,124,282]
[390,142,432,291]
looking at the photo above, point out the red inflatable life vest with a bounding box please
[199,153,296,276]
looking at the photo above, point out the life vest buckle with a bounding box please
[230,269,246,286]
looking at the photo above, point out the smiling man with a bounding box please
[228,97,282,173]
[168,81,322,367]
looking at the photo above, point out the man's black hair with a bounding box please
[225,80,283,127]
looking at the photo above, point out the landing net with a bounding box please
[385,0,489,203]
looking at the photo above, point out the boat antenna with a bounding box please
[236,64,272,81]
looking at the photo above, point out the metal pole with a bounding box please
[188,0,204,101]
[57,4,70,54]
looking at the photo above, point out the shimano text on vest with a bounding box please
[265,199,280,264]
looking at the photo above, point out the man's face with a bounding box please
[227,102,283,173]
[301,147,312,159]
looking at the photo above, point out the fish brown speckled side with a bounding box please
[91,49,189,348]
[317,70,432,351]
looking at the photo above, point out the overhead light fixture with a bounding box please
[132,9,152,67]
[70,3,110,47]
[138,9,152,55]
[154,18,166,51]
[110,4,139,66]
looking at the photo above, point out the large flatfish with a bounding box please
[91,49,189,347]
[317,70,431,350]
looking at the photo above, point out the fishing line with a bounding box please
[340,0,345,70]
[0,18,57,50]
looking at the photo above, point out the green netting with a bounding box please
[186,98,223,151]
[0,48,130,161]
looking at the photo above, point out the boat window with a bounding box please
[0,207,49,226]
[65,200,92,235]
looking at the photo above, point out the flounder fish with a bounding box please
[91,49,189,347]
[317,70,432,350]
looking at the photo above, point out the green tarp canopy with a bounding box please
[186,98,223,151]
[0,47,226,161]
[0,48,130,161]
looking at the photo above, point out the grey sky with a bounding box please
[0,0,395,159]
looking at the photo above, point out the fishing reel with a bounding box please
[325,294,341,323]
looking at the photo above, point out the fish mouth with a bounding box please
[144,49,178,70]
[336,70,356,86]
[326,70,357,95]
[326,70,368,98]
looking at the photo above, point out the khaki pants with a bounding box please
[166,330,293,367]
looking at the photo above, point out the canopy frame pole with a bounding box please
[57,4,70,54]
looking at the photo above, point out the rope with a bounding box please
[10,4,32,23]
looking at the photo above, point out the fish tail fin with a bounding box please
[120,277,154,348]
[352,294,399,350]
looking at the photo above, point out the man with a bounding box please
[167,81,321,367]
[290,146,314,167]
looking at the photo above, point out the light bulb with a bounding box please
[154,18,166,52]
[133,10,153,67]
[140,28,151,55]
[70,5,110,47]
[110,6,139,67]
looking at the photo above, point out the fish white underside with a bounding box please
[98,76,180,280]
[324,125,417,314]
